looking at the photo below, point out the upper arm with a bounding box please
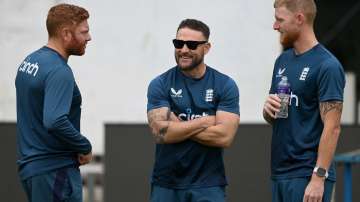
[147,76,169,111]
[319,101,343,124]
[317,59,345,102]
[215,110,240,133]
[215,78,240,141]
[317,58,345,126]
[43,67,74,129]
[146,76,172,143]
[147,107,171,129]
[217,78,240,115]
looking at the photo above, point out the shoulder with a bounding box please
[35,47,71,73]
[207,66,239,96]
[208,66,237,87]
[317,45,342,69]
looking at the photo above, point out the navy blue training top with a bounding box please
[147,66,240,189]
[15,46,92,180]
[269,44,345,181]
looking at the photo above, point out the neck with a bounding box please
[47,38,69,60]
[293,25,318,55]
[181,63,207,79]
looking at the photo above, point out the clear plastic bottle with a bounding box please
[275,76,291,118]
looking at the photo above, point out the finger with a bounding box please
[303,193,309,202]
[317,194,322,202]
[309,195,317,202]
[264,102,280,117]
[170,112,179,121]
[264,107,276,118]
[265,103,279,117]
[267,97,281,108]
[266,102,280,113]
[269,94,281,102]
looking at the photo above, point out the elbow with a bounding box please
[149,127,168,144]
[43,115,66,130]
[43,117,57,130]
[219,136,234,148]
[149,121,170,144]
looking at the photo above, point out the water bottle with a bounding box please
[275,76,290,118]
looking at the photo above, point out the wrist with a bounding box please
[311,173,326,183]
[313,166,328,179]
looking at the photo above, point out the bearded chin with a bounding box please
[67,48,81,56]
[66,36,85,56]
[281,32,298,50]
[175,55,203,72]
[67,43,85,56]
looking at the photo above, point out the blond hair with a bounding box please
[274,0,317,24]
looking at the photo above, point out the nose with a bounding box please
[179,44,190,52]
[87,33,92,42]
[273,21,279,30]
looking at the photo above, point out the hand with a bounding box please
[202,115,216,127]
[263,94,281,119]
[303,174,325,202]
[78,152,92,165]
[169,112,181,122]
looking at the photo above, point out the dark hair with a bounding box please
[177,19,210,40]
[274,0,317,24]
[46,3,89,38]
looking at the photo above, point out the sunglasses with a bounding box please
[172,39,208,50]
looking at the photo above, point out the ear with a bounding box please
[204,42,211,55]
[295,12,306,25]
[60,26,73,42]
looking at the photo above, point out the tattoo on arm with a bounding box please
[147,108,171,143]
[319,101,343,121]
[157,126,168,143]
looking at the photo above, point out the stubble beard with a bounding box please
[175,53,204,72]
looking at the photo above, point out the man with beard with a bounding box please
[15,4,92,202]
[147,19,240,202]
[263,0,345,202]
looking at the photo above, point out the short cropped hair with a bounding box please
[274,0,317,24]
[46,3,89,37]
[177,19,210,41]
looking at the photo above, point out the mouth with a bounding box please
[179,54,192,60]
[179,56,193,64]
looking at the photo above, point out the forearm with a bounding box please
[315,125,341,170]
[191,126,233,148]
[45,115,92,154]
[191,113,239,148]
[316,101,343,170]
[151,116,212,144]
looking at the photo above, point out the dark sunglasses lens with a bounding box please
[186,41,199,50]
[173,39,185,49]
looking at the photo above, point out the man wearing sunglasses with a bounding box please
[147,19,240,202]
